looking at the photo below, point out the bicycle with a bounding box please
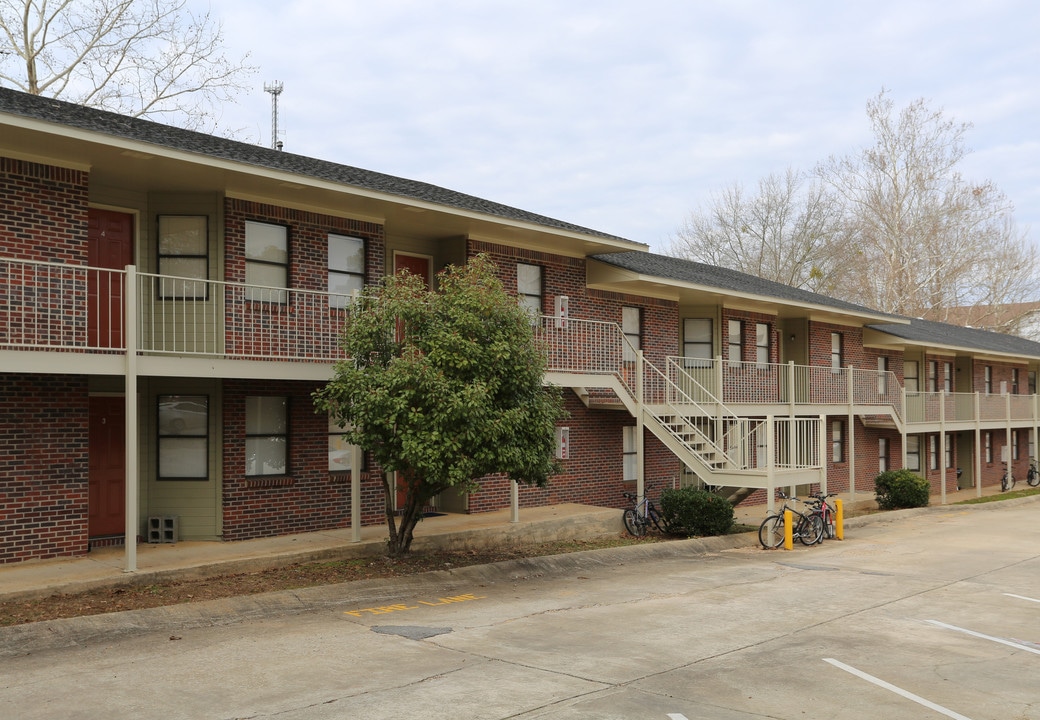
[1001,463,1015,492]
[758,491,824,549]
[807,492,837,541]
[1027,459,1040,487]
[622,492,665,536]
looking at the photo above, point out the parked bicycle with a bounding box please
[758,491,824,549]
[622,492,665,537]
[807,492,837,540]
[1001,463,1015,492]
[1027,459,1040,487]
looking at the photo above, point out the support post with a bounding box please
[847,365,856,503]
[975,392,982,499]
[123,265,138,573]
[939,389,947,505]
[636,349,645,503]
[835,498,844,540]
[351,442,361,542]
[783,509,793,550]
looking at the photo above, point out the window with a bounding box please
[1029,371,1036,395]
[622,307,641,362]
[904,361,919,393]
[683,318,712,367]
[1012,430,1020,461]
[927,360,938,393]
[245,221,289,302]
[1012,368,1020,394]
[245,396,288,476]
[831,420,844,463]
[328,234,365,308]
[328,416,364,473]
[755,322,770,366]
[879,438,890,472]
[929,435,939,471]
[906,435,921,471]
[516,263,543,318]
[984,365,993,394]
[878,356,889,395]
[623,426,637,482]
[830,332,842,372]
[944,362,953,393]
[158,215,208,299]
[157,395,208,479]
[945,434,953,469]
[985,431,993,464]
[728,320,743,365]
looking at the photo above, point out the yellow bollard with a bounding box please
[835,498,844,540]
[783,509,793,550]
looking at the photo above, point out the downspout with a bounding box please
[124,265,138,573]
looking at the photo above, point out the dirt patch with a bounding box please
[0,534,685,628]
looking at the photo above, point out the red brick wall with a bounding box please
[0,157,89,263]
[0,374,89,563]
[221,379,385,540]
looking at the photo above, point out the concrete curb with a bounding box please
[2,494,1036,658]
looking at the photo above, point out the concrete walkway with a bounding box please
[0,484,1011,604]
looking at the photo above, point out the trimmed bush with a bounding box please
[659,486,734,537]
[874,469,930,510]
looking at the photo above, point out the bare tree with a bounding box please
[669,167,846,294]
[817,90,1038,319]
[0,0,256,131]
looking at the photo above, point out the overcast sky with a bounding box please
[207,0,1040,253]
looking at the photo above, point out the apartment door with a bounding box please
[88,209,134,348]
[88,396,126,537]
[392,253,432,509]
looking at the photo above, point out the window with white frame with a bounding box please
[906,435,921,471]
[831,420,844,463]
[1012,368,1020,394]
[728,320,743,365]
[245,221,289,303]
[1029,371,1037,395]
[904,360,919,393]
[985,365,993,394]
[985,431,993,464]
[1012,429,1020,460]
[516,263,543,319]
[158,215,208,299]
[927,360,938,392]
[830,332,842,372]
[623,425,637,482]
[755,322,769,366]
[879,437,890,472]
[245,396,288,476]
[878,356,889,396]
[328,234,365,309]
[929,435,939,470]
[683,318,712,368]
[945,434,953,469]
[622,307,641,363]
[157,395,209,479]
[944,361,953,393]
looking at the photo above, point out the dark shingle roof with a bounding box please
[0,87,632,244]
[868,317,1040,359]
[591,251,902,320]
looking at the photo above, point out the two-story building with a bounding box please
[3,87,1039,568]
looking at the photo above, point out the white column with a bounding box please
[939,389,947,505]
[636,349,645,501]
[123,265,138,573]
[847,365,856,502]
[351,443,361,542]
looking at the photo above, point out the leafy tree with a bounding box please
[0,0,256,131]
[314,255,567,557]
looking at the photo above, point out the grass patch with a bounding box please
[953,486,1040,505]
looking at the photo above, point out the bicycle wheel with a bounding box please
[758,514,786,549]
[1002,473,1016,492]
[623,508,645,537]
[1029,468,1040,487]
[800,513,825,546]
[647,507,667,533]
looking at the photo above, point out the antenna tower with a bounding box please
[263,81,284,150]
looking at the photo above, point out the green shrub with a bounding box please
[874,469,930,510]
[659,486,734,536]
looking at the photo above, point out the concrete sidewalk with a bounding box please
[0,484,1010,604]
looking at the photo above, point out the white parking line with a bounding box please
[823,658,974,720]
[1004,592,1040,603]
[926,619,1040,655]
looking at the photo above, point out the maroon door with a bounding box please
[88,397,126,537]
[88,209,134,348]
